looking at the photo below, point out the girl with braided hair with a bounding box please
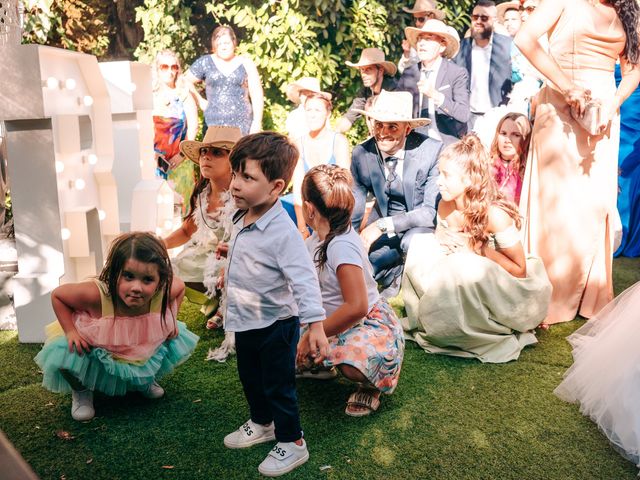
[296,165,405,417]
[402,135,552,363]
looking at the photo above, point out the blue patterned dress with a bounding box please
[189,55,252,135]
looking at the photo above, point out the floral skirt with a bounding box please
[324,299,404,394]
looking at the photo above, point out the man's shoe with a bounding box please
[258,439,309,477]
[71,389,95,421]
[223,420,275,449]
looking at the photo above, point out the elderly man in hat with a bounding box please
[398,0,447,74]
[398,19,469,145]
[453,0,512,130]
[350,90,442,296]
[335,48,398,133]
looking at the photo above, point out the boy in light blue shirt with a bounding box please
[222,131,328,477]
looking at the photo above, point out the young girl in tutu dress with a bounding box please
[297,165,405,416]
[34,232,199,421]
[555,281,640,468]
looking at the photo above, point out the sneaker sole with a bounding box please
[258,450,309,477]
[224,432,276,449]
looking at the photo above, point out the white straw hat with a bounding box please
[353,90,430,129]
[346,48,398,76]
[285,77,332,104]
[405,19,461,59]
[402,0,446,20]
[180,126,243,164]
[497,1,520,22]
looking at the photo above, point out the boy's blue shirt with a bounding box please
[224,200,326,332]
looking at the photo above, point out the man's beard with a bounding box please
[471,26,492,41]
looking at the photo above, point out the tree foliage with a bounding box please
[22,0,476,135]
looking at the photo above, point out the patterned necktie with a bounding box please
[385,156,399,194]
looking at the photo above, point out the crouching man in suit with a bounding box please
[351,90,442,297]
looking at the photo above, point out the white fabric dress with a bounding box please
[554,281,640,467]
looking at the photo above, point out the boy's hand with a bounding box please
[306,321,329,364]
[67,329,91,356]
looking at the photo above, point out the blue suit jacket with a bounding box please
[397,59,470,145]
[351,131,442,235]
[453,33,512,108]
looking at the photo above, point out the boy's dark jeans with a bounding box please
[235,316,302,442]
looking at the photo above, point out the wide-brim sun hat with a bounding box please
[405,19,461,59]
[497,1,521,22]
[285,77,332,104]
[402,0,446,20]
[352,90,430,129]
[346,48,398,76]
[180,126,243,164]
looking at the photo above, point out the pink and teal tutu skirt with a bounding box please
[34,321,199,396]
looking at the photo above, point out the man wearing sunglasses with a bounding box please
[397,0,446,75]
[453,0,512,130]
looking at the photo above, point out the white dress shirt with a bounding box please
[469,37,493,114]
[377,140,408,235]
[224,200,326,332]
[420,56,443,141]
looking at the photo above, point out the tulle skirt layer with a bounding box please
[34,321,199,396]
[554,282,640,466]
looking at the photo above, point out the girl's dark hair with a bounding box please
[186,173,209,222]
[489,112,531,177]
[609,0,640,64]
[302,165,355,269]
[99,232,174,326]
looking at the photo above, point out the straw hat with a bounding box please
[402,0,446,20]
[497,1,520,22]
[353,90,430,129]
[346,48,398,76]
[405,19,461,59]
[285,77,332,104]
[180,126,243,164]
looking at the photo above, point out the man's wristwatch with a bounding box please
[376,218,388,234]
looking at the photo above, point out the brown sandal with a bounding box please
[345,389,381,417]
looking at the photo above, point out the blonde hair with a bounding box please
[440,134,522,249]
[152,49,187,93]
[302,165,354,269]
[489,112,531,177]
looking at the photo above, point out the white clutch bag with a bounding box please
[571,99,602,136]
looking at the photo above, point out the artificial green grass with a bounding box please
[1,259,639,480]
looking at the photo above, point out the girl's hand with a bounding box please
[296,330,311,366]
[595,99,618,136]
[306,322,329,364]
[216,242,229,259]
[67,329,91,356]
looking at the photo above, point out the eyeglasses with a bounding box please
[199,146,229,157]
[159,64,179,72]
[471,14,493,21]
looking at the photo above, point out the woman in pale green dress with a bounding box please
[401,135,551,363]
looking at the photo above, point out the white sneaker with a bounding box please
[71,389,94,421]
[258,439,309,477]
[141,381,165,399]
[224,420,275,449]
